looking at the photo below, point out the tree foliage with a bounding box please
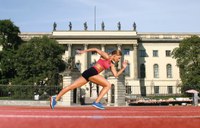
[0,49,16,84]
[0,19,22,84]
[0,19,67,99]
[0,19,22,50]
[172,35,200,92]
[13,36,66,85]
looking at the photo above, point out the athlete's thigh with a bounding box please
[89,75,111,87]
[69,76,88,89]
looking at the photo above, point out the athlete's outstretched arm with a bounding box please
[77,48,109,59]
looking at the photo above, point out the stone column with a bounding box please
[133,44,138,79]
[100,44,105,94]
[84,44,88,70]
[117,44,122,69]
[101,44,105,52]
[117,44,121,50]
[61,76,72,106]
[68,44,72,57]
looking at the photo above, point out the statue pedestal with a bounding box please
[107,77,126,106]
[60,76,72,106]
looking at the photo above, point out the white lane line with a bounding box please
[0,110,199,113]
[0,115,200,119]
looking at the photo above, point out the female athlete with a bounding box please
[50,48,127,110]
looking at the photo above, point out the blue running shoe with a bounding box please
[92,102,105,110]
[50,95,57,110]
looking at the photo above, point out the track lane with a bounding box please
[0,106,200,128]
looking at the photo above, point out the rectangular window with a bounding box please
[139,50,146,57]
[167,86,173,94]
[153,50,158,57]
[126,86,132,94]
[166,50,171,57]
[124,63,130,76]
[107,48,114,54]
[123,49,130,55]
[154,86,159,94]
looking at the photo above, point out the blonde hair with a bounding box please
[111,50,122,56]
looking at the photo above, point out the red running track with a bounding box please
[0,106,200,128]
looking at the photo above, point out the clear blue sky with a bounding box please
[0,0,200,32]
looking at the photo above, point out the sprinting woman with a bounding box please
[50,48,127,110]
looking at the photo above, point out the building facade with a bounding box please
[20,31,200,106]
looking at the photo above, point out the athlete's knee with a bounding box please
[106,83,112,89]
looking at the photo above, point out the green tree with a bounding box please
[13,36,66,86]
[172,35,200,92]
[0,49,16,84]
[0,19,22,50]
[0,19,22,84]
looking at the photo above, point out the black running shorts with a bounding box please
[81,67,98,81]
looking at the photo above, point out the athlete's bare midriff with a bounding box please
[93,63,104,73]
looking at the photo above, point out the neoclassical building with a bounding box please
[20,30,200,106]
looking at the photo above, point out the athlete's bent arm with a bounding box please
[110,61,128,78]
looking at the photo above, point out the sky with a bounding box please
[0,0,200,33]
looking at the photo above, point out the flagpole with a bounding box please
[94,6,96,31]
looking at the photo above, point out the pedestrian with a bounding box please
[50,48,128,110]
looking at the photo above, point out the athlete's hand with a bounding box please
[122,60,128,69]
[76,50,85,54]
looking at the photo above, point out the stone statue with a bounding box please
[53,22,57,31]
[69,22,72,31]
[84,22,88,30]
[117,22,121,31]
[63,57,81,77]
[101,21,105,31]
[133,22,136,31]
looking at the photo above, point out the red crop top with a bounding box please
[96,58,111,69]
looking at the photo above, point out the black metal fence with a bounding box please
[0,84,186,101]
[0,85,62,100]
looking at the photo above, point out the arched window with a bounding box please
[140,64,146,78]
[153,64,159,78]
[167,64,172,78]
